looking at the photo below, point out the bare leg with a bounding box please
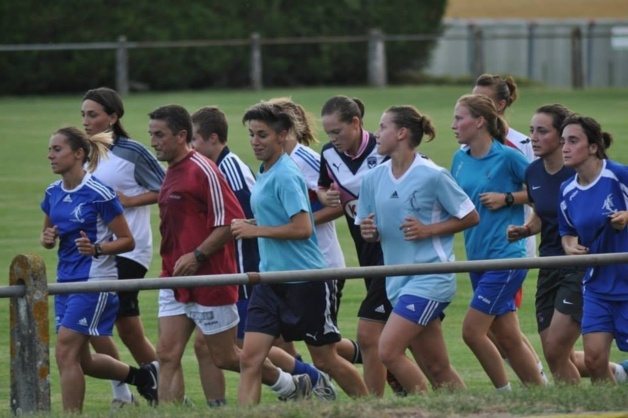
[117,316,157,365]
[583,332,615,383]
[539,310,581,384]
[357,318,387,396]
[238,331,276,405]
[308,343,368,397]
[157,315,194,403]
[193,327,226,403]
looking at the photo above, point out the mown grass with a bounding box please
[0,86,627,416]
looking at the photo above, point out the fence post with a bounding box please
[471,27,485,80]
[527,21,536,80]
[367,29,387,88]
[9,254,50,414]
[571,27,584,89]
[116,35,129,96]
[250,32,262,91]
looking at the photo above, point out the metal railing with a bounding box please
[6,252,628,414]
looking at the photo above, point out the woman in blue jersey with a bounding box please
[357,105,477,393]
[451,94,544,390]
[558,115,628,383]
[41,127,158,412]
[81,87,163,407]
[317,95,396,396]
[233,101,368,404]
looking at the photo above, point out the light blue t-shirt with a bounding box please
[452,140,528,261]
[251,154,327,274]
[356,154,475,304]
[558,159,628,299]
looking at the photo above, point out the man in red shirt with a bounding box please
[149,104,311,405]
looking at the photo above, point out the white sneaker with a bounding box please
[312,372,337,401]
[110,394,139,411]
[278,374,312,401]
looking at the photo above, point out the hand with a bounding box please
[400,216,430,240]
[359,213,379,241]
[41,225,59,248]
[479,192,506,211]
[564,243,589,256]
[231,219,257,239]
[173,252,199,276]
[75,230,95,256]
[116,191,131,208]
[323,183,342,208]
[507,224,528,242]
[609,211,628,231]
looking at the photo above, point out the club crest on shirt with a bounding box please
[601,193,617,215]
[69,203,86,223]
[367,156,377,169]
[344,199,358,219]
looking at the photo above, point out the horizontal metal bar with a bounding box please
[2,253,627,297]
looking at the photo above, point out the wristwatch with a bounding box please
[194,248,208,263]
[93,243,103,259]
[504,192,515,207]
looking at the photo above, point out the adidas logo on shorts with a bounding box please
[375,305,386,314]
[78,317,88,326]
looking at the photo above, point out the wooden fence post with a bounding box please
[367,29,387,88]
[10,254,50,415]
[250,32,262,91]
[571,27,584,89]
[116,35,129,96]
[471,27,485,80]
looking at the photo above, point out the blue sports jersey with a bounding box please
[558,159,628,299]
[216,147,260,274]
[41,173,124,282]
[357,154,475,304]
[452,140,529,260]
[525,159,576,257]
[251,154,327,274]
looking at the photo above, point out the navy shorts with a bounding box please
[358,276,393,322]
[115,256,148,318]
[245,280,341,347]
[535,268,584,332]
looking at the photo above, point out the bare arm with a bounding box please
[75,214,135,257]
[507,209,542,242]
[401,209,479,240]
[561,235,589,255]
[40,215,58,249]
[116,191,159,208]
[313,205,344,225]
[173,225,233,276]
[232,211,312,240]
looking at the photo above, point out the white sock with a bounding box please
[270,370,295,397]
[613,364,627,383]
[495,382,512,392]
[537,361,550,385]
[111,380,133,402]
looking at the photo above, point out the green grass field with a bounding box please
[1,86,627,416]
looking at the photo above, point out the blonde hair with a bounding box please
[54,126,112,172]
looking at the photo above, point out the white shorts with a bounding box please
[158,288,239,335]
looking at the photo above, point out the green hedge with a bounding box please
[0,1,446,94]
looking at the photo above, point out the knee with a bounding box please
[377,343,398,368]
[462,327,479,348]
[584,350,607,373]
[157,341,183,366]
[544,343,568,367]
[357,329,379,350]
[193,335,209,359]
[239,348,261,372]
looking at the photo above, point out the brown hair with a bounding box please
[321,95,365,125]
[535,104,573,135]
[83,87,130,139]
[191,106,229,144]
[457,94,507,143]
[54,126,112,173]
[561,115,613,159]
[385,105,436,148]
[268,97,318,146]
